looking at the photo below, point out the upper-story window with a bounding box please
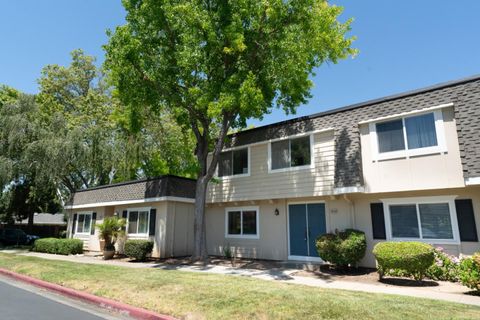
[370,110,446,160]
[218,148,249,177]
[270,135,312,171]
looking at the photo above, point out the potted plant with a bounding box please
[96,216,126,260]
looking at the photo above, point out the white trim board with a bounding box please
[358,102,454,125]
[465,177,480,186]
[333,186,365,195]
[65,196,195,210]
[219,127,334,152]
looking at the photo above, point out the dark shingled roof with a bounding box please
[226,74,480,188]
[70,175,196,206]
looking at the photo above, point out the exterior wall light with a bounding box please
[274,208,280,216]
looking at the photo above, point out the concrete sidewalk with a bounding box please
[5,250,480,307]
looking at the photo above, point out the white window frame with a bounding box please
[268,133,315,173]
[217,147,251,179]
[225,206,260,239]
[126,207,151,236]
[369,109,447,161]
[75,211,93,235]
[381,196,460,244]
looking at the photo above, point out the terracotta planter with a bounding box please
[103,249,115,260]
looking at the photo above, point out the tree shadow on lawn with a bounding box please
[380,277,439,287]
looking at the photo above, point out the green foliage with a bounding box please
[0,85,19,109]
[33,238,83,255]
[316,229,366,267]
[96,217,126,250]
[425,247,460,282]
[0,94,62,223]
[458,253,480,292]
[124,239,154,261]
[373,242,435,281]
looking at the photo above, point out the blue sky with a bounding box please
[1,1,479,126]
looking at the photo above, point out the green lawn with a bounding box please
[0,253,478,319]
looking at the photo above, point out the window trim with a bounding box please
[381,196,460,244]
[75,211,93,235]
[369,109,447,161]
[224,206,260,239]
[126,207,151,236]
[217,147,251,180]
[268,133,315,173]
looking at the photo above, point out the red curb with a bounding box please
[0,268,177,320]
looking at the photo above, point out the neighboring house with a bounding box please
[15,213,66,238]
[66,75,480,267]
[65,176,196,256]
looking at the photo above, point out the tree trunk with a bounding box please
[27,211,34,233]
[192,176,209,261]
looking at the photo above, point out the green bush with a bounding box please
[458,253,480,292]
[124,240,154,261]
[425,247,460,282]
[316,229,367,267]
[373,241,434,281]
[33,238,83,255]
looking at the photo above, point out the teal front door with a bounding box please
[288,203,326,258]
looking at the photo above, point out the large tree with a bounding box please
[0,94,62,227]
[105,0,356,260]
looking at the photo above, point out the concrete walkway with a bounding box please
[5,250,480,307]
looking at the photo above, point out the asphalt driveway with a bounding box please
[0,276,127,320]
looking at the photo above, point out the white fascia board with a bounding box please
[358,103,454,125]
[65,196,195,210]
[333,186,365,195]
[465,177,480,186]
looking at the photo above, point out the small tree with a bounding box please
[105,0,356,260]
[96,216,126,251]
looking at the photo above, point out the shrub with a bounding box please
[373,241,434,281]
[425,247,460,282]
[96,216,126,251]
[124,240,154,261]
[33,238,83,255]
[458,253,480,292]
[316,229,367,268]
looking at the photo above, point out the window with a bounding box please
[225,207,259,238]
[371,110,445,160]
[218,148,249,177]
[270,136,312,171]
[127,209,149,235]
[76,213,92,234]
[383,196,459,243]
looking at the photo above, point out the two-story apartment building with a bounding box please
[66,75,480,267]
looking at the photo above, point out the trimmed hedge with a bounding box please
[458,253,480,292]
[373,241,434,281]
[33,238,83,255]
[124,240,154,261]
[316,229,367,268]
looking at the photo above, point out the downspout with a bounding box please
[343,194,356,229]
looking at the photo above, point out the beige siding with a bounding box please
[207,130,335,203]
[165,202,195,257]
[70,200,194,258]
[360,107,465,193]
[351,186,480,267]
[205,197,353,260]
